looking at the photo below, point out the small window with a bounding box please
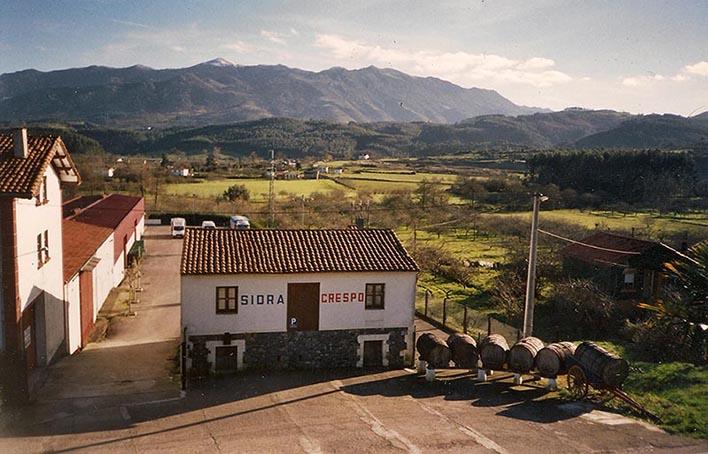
[43,230,49,263]
[216,286,238,313]
[365,283,385,310]
[623,269,635,291]
[42,176,48,203]
[36,233,43,268]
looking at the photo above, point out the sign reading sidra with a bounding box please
[240,294,285,305]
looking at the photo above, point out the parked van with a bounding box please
[170,217,186,238]
[201,220,216,229]
[230,215,250,229]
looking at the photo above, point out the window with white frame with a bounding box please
[216,286,238,313]
[365,283,385,310]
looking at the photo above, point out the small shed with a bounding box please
[561,232,681,301]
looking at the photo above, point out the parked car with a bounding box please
[170,217,186,238]
[230,215,250,229]
[201,220,216,229]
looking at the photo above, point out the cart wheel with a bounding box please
[567,365,588,399]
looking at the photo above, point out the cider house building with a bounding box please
[180,228,419,374]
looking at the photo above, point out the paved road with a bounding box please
[0,226,182,439]
[1,226,705,453]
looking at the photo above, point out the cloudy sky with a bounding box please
[1,0,706,114]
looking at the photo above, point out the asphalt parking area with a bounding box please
[6,367,702,454]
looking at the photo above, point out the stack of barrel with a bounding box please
[535,342,577,378]
[415,333,451,368]
[574,341,629,387]
[508,337,544,374]
[447,333,478,368]
[479,334,509,370]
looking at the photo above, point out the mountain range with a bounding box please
[0,58,543,126]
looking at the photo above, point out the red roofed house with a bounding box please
[62,194,145,354]
[181,228,418,376]
[561,231,681,301]
[0,129,80,402]
[1,129,144,403]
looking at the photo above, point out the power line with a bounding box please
[538,229,641,255]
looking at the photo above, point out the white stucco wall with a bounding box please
[181,271,417,335]
[15,166,65,365]
[65,276,81,354]
[92,236,115,320]
[15,166,64,313]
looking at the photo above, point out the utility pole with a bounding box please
[522,193,547,337]
[268,149,275,227]
[300,195,306,227]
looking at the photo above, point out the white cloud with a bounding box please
[621,61,707,87]
[260,30,286,45]
[621,74,665,87]
[220,40,251,53]
[684,61,708,76]
[314,33,573,88]
[290,28,299,36]
[170,45,185,52]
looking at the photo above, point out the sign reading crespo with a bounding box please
[321,292,365,303]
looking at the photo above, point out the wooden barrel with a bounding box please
[574,342,629,388]
[535,342,576,378]
[479,334,509,370]
[416,333,451,368]
[508,337,544,373]
[447,333,478,369]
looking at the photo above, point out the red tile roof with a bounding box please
[561,232,661,267]
[68,194,144,229]
[181,228,419,275]
[0,133,80,198]
[62,219,113,282]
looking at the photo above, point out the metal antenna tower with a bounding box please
[268,149,275,227]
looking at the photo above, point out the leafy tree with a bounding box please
[634,241,708,363]
[222,184,250,202]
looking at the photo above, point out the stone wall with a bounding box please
[188,327,410,375]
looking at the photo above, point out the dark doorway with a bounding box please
[215,346,238,372]
[287,283,320,331]
[363,340,383,367]
[79,270,94,347]
[22,300,38,371]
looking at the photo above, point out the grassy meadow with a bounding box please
[166,178,352,201]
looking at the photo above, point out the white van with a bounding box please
[230,215,250,229]
[170,217,186,238]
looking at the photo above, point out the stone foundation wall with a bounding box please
[188,327,411,374]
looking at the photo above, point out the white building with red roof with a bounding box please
[181,228,419,375]
[0,129,144,403]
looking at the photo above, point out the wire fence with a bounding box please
[416,286,521,344]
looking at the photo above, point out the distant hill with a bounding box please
[576,114,708,149]
[5,109,706,159]
[0,59,543,126]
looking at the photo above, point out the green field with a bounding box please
[570,341,708,438]
[495,209,708,237]
[166,178,351,201]
[341,171,460,184]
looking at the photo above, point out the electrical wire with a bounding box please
[538,228,642,255]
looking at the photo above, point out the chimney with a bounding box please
[13,128,29,159]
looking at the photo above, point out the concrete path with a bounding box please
[20,226,182,419]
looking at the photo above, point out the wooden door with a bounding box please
[215,346,238,373]
[22,301,37,371]
[79,270,94,347]
[363,340,383,367]
[287,283,320,331]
